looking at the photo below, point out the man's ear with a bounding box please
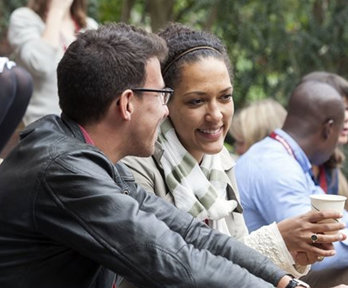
[117,89,134,120]
[322,119,334,140]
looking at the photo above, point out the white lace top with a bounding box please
[244,222,309,277]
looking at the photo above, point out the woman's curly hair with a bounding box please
[158,22,232,91]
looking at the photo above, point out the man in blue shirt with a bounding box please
[235,80,348,286]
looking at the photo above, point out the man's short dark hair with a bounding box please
[300,71,348,100]
[58,23,168,125]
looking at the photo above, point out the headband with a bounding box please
[162,46,221,77]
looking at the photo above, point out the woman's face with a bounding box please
[338,97,348,145]
[168,57,234,162]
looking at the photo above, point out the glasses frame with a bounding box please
[131,87,174,105]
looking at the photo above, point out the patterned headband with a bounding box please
[162,46,221,77]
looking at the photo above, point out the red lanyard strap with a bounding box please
[269,131,295,158]
[318,165,328,193]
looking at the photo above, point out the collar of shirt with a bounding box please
[273,128,312,174]
[78,124,95,145]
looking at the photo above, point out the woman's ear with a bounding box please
[117,89,134,120]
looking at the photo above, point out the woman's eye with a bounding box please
[187,99,204,106]
[220,94,233,101]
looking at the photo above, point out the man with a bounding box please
[301,72,348,198]
[235,80,348,287]
[0,23,301,288]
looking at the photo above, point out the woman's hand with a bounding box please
[48,0,74,15]
[42,0,75,47]
[277,210,346,261]
[291,245,333,265]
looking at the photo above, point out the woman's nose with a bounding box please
[206,103,223,122]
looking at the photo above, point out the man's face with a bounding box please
[129,57,169,157]
[338,97,348,144]
[325,116,344,159]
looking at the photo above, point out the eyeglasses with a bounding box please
[131,87,174,105]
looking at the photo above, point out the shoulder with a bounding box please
[45,143,116,186]
[237,137,300,172]
[122,155,158,188]
[236,139,307,193]
[122,155,157,176]
[10,7,42,24]
[8,7,44,41]
[219,146,236,169]
[85,17,99,30]
[122,155,171,200]
[31,118,114,178]
[215,147,238,187]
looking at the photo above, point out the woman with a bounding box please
[8,0,98,125]
[230,98,287,155]
[122,23,344,283]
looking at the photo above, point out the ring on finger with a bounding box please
[311,234,318,244]
[317,256,324,262]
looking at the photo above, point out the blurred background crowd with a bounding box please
[1,0,348,165]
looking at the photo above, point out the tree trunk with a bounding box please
[147,0,175,32]
[121,0,136,23]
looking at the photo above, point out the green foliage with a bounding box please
[87,0,100,21]
[212,0,348,109]
[97,0,123,23]
[0,0,26,36]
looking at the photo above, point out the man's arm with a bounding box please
[37,152,285,288]
[130,178,286,285]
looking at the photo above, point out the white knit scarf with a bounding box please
[158,118,237,221]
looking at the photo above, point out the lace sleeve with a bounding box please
[243,222,310,278]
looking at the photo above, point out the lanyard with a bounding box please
[269,131,295,158]
[318,165,328,193]
[269,131,327,191]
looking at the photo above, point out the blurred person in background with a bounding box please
[0,57,32,159]
[229,98,287,156]
[8,0,98,125]
[300,72,348,210]
[236,80,348,288]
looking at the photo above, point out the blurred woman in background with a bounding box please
[8,0,98,125]
[229,98,287,156]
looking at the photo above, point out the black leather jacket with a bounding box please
[0,115,285,288]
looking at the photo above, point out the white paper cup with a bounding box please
[310,194,346,234]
